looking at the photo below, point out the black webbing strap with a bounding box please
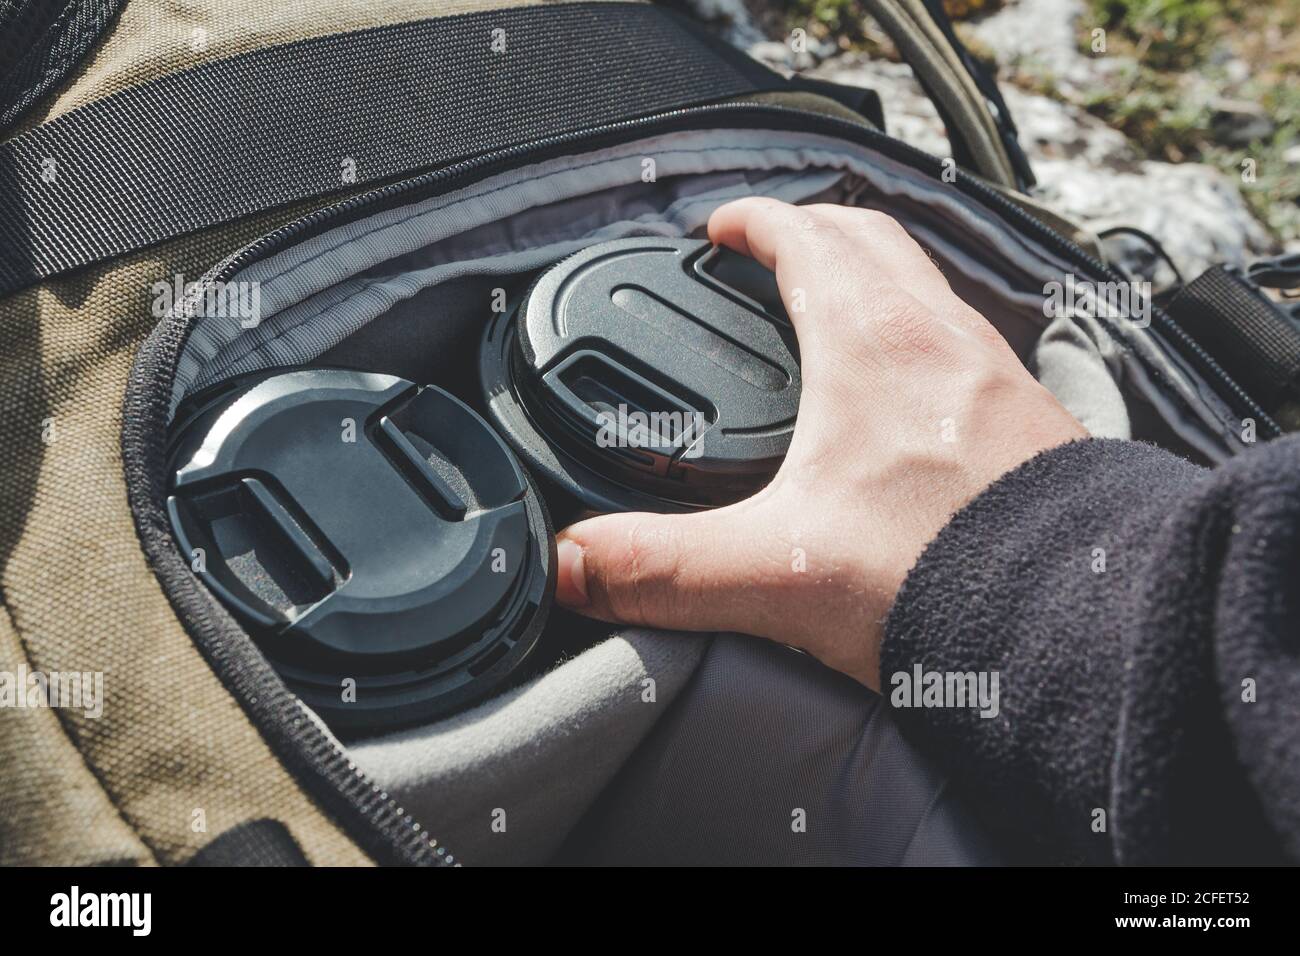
[0,3,784,297]
[186,819,310,866]
[1166,265,1300,415]
[0,0,127,131]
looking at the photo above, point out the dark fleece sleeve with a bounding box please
[881,436,1300,865]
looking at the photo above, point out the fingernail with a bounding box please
[556,538,589,606]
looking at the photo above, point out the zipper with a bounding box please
[174,98,1280,865]
[204,101,1281,439]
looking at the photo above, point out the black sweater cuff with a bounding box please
[882,437,1293,864]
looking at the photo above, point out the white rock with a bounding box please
[809,50,1274,278]
[810,56,949,156]
[749,40,796,70]
[999,84,1133,166]
[968,0,1131,97]
[688,0,1281,276]
[968,0,1089,67]
[677,0,768,48]
[1034,159,1274,273]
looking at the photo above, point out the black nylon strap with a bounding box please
[0,0,127,132]
[0,3,783,297]
[1166,265,1300,413]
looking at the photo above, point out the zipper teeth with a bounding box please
[181,111,734,865]
[212,101,1281,438]
[767,112,1279,437]
[181,97,1279,863]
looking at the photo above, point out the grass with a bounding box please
[1079,0,1300,241]
[1089,0,1226,70]
[781,0,1299,242]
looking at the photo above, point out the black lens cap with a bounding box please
[166,368,554,734]
[480,237,800,513]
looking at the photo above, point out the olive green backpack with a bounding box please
[1,0,1290,866]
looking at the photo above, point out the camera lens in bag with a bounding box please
[165,368,555,735]
[479,237,801,517]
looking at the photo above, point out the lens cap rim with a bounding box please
[481,311,699,516]
[480,237,800,513]
[166,367,556,735]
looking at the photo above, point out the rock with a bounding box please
[748,40,797,70]
[1035,158,1274,276]
[809,56,950,156]
[1209,97,1276,146]
[678,0,837,68]
[998,84,1134,167]
[680,0,1281,276]
[1221,57,1252,89]
[808,50,1273,279]
[968,0,1087,68]
[966,0,1133,98]
[676,0,768,48]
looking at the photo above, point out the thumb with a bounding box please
[554,505,774,634]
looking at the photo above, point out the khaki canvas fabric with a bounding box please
[11,0,590,134]
[0,201,381,865]
[1,0,637,870]
[861,0,1017,187]
[0,605,151,865]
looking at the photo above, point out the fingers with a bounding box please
[707,198,977,335]
[707,195,793,269]
[554,504,780,635]
[554,498,884,688]
[796,203,962,305]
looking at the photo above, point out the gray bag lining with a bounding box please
[165,128,1254,862]
[172,129,1243,460]
[346,629,708,866]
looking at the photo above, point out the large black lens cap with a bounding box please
[166,368,554,734]
[511,237,800,506]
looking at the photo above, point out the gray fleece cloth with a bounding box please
[349,628,708,865]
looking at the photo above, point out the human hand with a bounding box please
[554,198,1086,689]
